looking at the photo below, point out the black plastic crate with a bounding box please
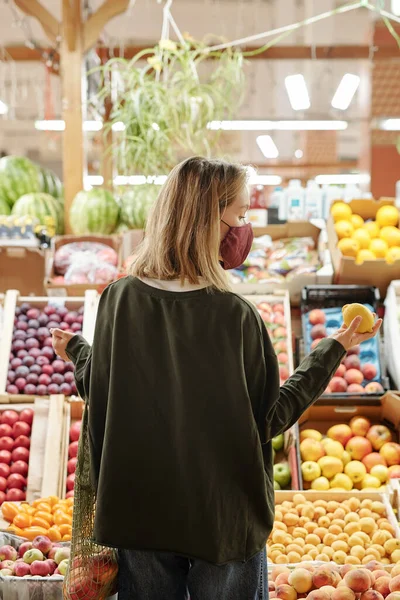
[300,284,388,398]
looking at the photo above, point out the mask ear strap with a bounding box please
[221,219,230,228]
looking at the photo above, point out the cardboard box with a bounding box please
[328,197,400,298]
[384,280,400,390]
[45,234,122,297]
[0,242,47,296]
[232,221,333,306]
[298,391,400,491]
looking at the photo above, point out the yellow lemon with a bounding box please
[380,226,400,248]
[352,228,371,249]
[338,238,360,258]
[331,202,352,222]
[335,220,354,240]
[356,249,376,264]
[342,303,375,333]
[386,247,400,264]
[376,205,399,228]
[351,214,364,229]
[364,221,380,238]
[369,238,388,258]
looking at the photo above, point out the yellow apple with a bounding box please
[301,461,321,482]
[318,456,344,479]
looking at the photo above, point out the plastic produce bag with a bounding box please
[54,242,118,276]
[63,406,118,600]
[64,252,118,285]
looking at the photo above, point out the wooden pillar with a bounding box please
[371,23,400,199]
[98,47,113,190]
[61,0,84,233]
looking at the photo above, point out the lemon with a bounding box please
[386,247,400,264]
[376,205,399,228]
[335,220,354,240]
[356,249,376,264]
[380,226,400,248]
[351,214,364,229]
[338,238,360,258]
[342,303,375,333]
[369,238,388,258]
[331,202,352,222]
[352,228,371,249]
[364,221,380,238]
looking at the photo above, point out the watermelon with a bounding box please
[39,167,63,200]
[11,192,64,234]
[69,189,119,235]
[119,185,158,229]
[0,196,11,215]
[0,156,41,207]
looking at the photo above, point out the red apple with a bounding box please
[0,451,11,465]
[0,463,9,479]
[7,473,26,490]
[6,488,25,501]
[0,477,7,492]
[0,411,19,427]
[12,447,29,463]
[12,421,31,439]
[66,473,75,491]
[330,377,348,393]
[14,435,30,449]
[10,460,29,477]
[0,425,12,438]
[67,457,77,474]
[0,438,15,452]
[70,421,81,443]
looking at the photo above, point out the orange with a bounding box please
[376,205,399,228]
[13,513,32,529]
[364,221,380,239]
[380,226,400,248]
[331,202,352,222]
[335,220,354,240]
[369,238,388,258]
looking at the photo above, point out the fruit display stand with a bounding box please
[301,285,388,397]
[0,289,99,398]
[328,198,400,298]
[44,234,122,297]
[268,490,400,566]
[297,392,400,494]
[0,239,48,297]
[384,280,400,390]
[231,221,333,306]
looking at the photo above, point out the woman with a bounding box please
[52,157,381,600]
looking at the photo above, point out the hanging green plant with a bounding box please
[94,37,246,177]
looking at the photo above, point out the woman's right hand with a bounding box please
[330,316,382,352]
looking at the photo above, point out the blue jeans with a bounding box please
[117,548,268,600]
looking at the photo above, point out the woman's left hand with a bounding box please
[50,328,76,361]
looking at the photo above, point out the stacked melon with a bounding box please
[332,202,400,264]
[0,156,64,234]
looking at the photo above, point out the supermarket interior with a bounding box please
[2,0,400,598]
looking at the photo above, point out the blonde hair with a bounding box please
[130,156,248,291]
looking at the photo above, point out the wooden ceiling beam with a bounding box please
[5,44,400,63]
[83,0,131,53]
[13,0,60,45]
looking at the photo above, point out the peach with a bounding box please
[374,577,391,597]
[362,364,377,381]
[367,425,392,450]
[312,339,324,350]
[340,565,356,577]
[332,588,356,600]
[389,576,400,593]
[335,365,347,378]
[362,453,387,472]
[345,369,364,386]
[346,437,373,461]
[313,567,339,589]
[360,591,384,600]
[327,425,353,446]
[386,595,400,600]
[365,382,384,394]
[348,384,365,393]
[380,443,400,466]
[330,378,348,393]
[320,586,336,599]
[350,417,371,437]
[388,465,400,479]
[309,310,326,326]
[300,439,326,462]
[308,591,331,600]
[311,324,327,340]
[275,584,298,600]
[344,569,372,593]
[288,568,313,593]
[344,355,362,370]
[276,573,291,586]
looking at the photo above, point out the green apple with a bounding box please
[273,480,281,490]
[273,462,291,488]
[272,434,284,452]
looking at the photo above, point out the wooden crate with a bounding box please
[0,290,99,397]
[59,398,84,499]
[298,391,400,494]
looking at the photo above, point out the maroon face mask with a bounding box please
[220,220,254,270]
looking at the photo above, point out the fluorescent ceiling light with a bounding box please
[114,175,167,186]
[294,149,303,159]
[380,119,400,131]
[35,120,103,132]
[285,74,311,111]
[392,0,400,16]
[248,175,282,186]
[256,135,279,158]
[0,101,8,115]
[331,74,360,110]
[315,174,370,185]
[208,120,347,131]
